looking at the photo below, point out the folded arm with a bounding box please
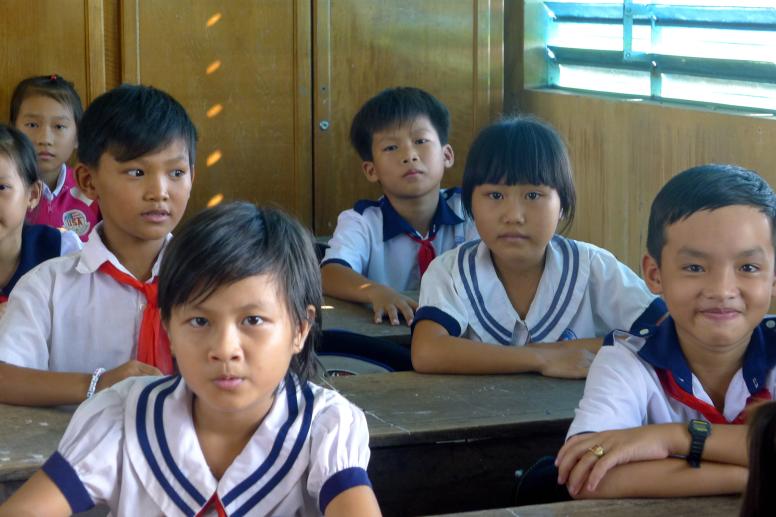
[411,320,598,377]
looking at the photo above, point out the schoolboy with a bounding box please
[0,84,196,406]
[555,164,775,498]
[321,87,478,325]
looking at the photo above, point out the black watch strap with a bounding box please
[687,419,711,468]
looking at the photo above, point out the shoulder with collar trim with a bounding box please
[761,316,776,334]
[353,199,380,215]
[441,187,462,200]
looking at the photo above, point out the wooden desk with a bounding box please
[0,404,71,501]
[321,294,413,343]
[432,495,741,516]
[329,372,585,516]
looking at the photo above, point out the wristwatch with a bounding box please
[687,419,712,468]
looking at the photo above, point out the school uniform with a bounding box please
[0,222,170,373]
[26,164,101,241]
[321,188,479,291]
[415,236,664,345]
[567,316,776,438]
[0,224,81,302]
[42,374,372,516]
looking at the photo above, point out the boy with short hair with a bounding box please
[556,164,775,498]
[0,84,196,406]
[321,87,478,325]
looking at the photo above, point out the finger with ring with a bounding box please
[588,444,605,458]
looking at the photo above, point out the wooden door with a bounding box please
[313,0,504,233]
[122,0,313,224]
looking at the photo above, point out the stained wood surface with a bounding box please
[328,372,584,447]
[321,295,413,342]
[431,495,742,516]
[0,404,71,482]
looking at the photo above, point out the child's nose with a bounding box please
[209,326,243,362]
[502,201,526,224]
[705,269,738,298]
[144,173,170,200]
[402,148,419,164]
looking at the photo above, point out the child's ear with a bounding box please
[74,163,99,201]
[293,305,316,353]
[442,144,454,168]
[642,253,663,295]
[162,321,177,357]
[26,181,42,211]
[361,161,380,184]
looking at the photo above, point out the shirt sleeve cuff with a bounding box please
[42,452,94,513]
[320,258,354,269]
[412,306,462,336]
[318,466,372,513]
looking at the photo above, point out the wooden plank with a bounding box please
[432,495,742,516]
[321,295,412,342]
[328,372,584,446]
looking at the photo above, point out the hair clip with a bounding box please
[49,74,58,81]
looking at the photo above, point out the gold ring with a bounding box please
[588,444,605,458]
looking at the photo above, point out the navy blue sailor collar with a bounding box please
[378,191,465,242]
[637,316,776,396]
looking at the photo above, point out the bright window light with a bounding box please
[662,74,776,111]
[557,65,651,96]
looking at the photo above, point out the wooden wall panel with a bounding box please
[1,0,90,120]
[518,91,776,272]
[122,0,313,224]
[313,0,504,233]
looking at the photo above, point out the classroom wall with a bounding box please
[2,0,505,232]
[506,0,776,274]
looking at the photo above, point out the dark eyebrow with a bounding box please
[677,247,768,260]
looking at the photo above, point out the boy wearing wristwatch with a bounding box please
[555,164,776,498]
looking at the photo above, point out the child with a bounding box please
[741,401,776,517]
[556,164,774,498]
[321,87,478,326]
[0,125,81,309]
[411,116,664,377]
[0,83,196,406]
[0,203,382,517]
[11,74,100,241]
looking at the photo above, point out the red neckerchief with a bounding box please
[196,493,227,517]
[406,231,437,277]
[656,368,771,424]
[98,261,173,374]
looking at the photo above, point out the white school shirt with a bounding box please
[321,188,479,291]
[0,222,170,372]
[415,236,665,345]
[42,374,372,516]
[567,317,776,438]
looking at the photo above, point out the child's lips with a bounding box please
[37,151,55,160]
[141,210,171,223]
[213,375,244,390]
[498,232,530,241]
[403,169,423,178]
[700,308,742,321]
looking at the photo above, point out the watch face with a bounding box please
[690,419,711,434]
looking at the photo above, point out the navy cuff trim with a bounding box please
[321,258,353,269]
[412,306,461,336]
[42,452,94,513]
[319,467,372,513]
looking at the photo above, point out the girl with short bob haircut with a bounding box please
[0,202,380,517]
[412,115,665,377]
